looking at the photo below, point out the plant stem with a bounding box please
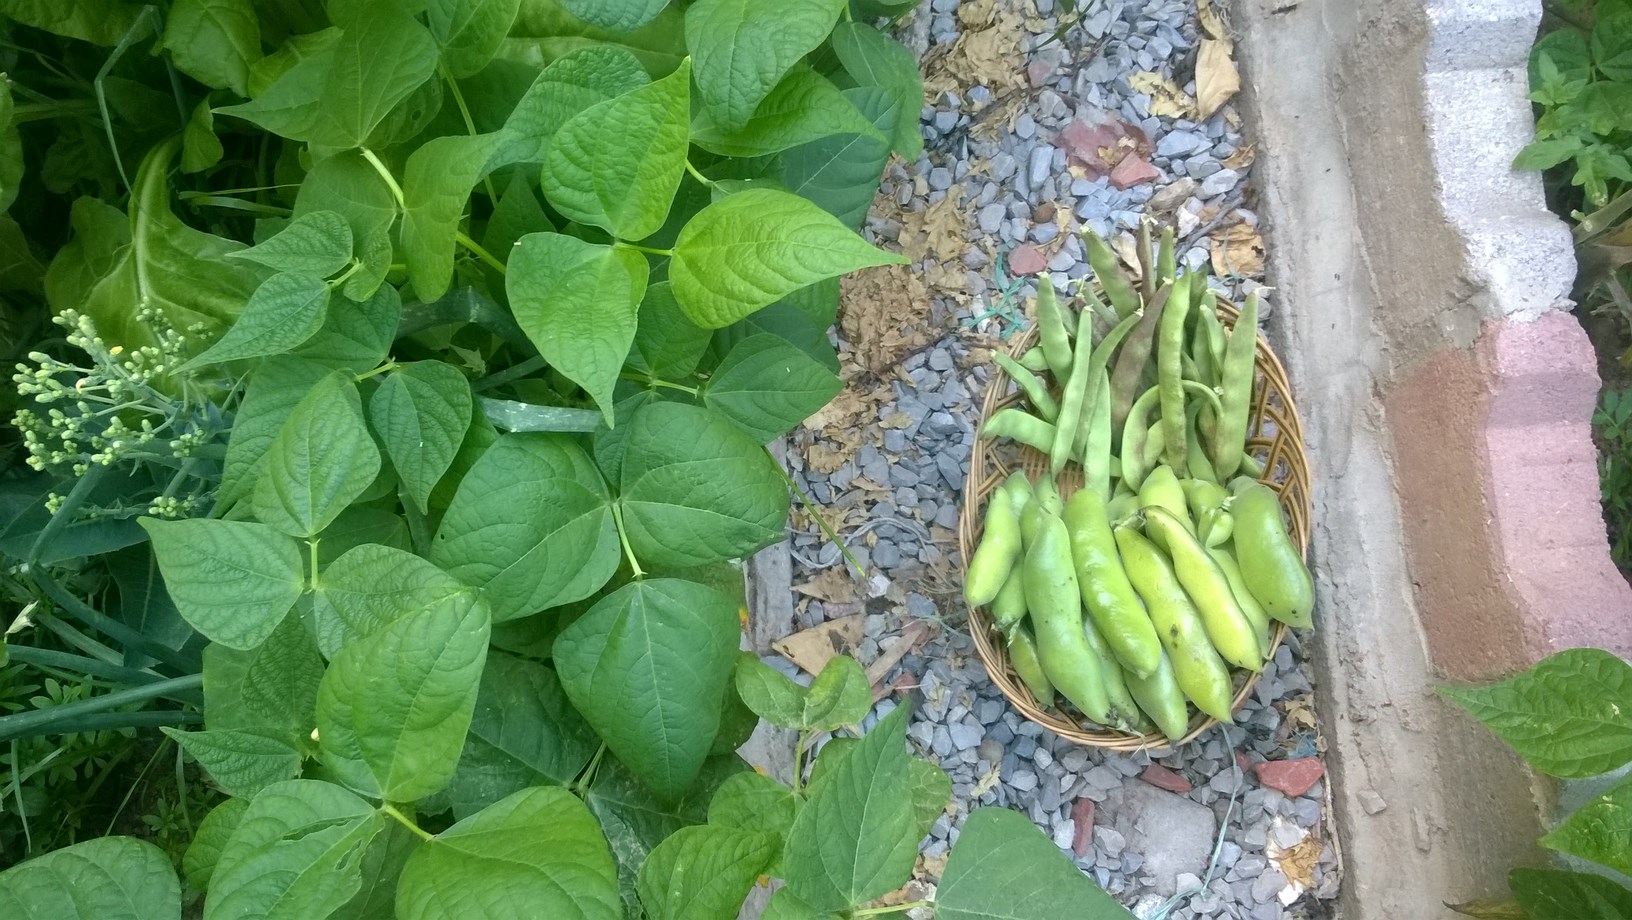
[683,160,718,189]
[354,360,399,382]
[456,231,507,274]
[610,504,646,579]
[329,259,365,289]
[6,647,176,692]
[0,673,203,742]
[442,63,499,202]
[572,742,608,796]
[474,356,547,393]
[767,448,866,576]
[790,729,810,797]
[616,241,675,258]
[851,901,932,916]
[307,538,321,589]
[31,571,199,673]
[360,147,407,208]
[621,372,698,395]
[381,803,437,842]
[29,464,106,563]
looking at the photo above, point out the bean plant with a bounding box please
[0,0,1135,917]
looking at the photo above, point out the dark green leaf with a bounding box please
[1440,648,1632,777]
[938,807,1129,920]
[563,0,671,31]
[554,578,741,798]
[703,333,842,443]
[163,0,262,96]
[252,371,382,539]
[496,46,649,166]
[182,98,225,174]
[311,542,478,658]
[685,0,848,131]
[733,653,871,731]
[294,151,398,243]
[431,433,619,620]
[1513,135,1584,171]
[482,172,553,268]
[370,361,474,512]
[617,402,786,569]
[1594,9,1632,82]
[783,88,897,229]
[0,836,179,919]
[630,281,713,379]
[1540,774,1632,875]
[691,66,886,158]
[315,4,440,148]
[1509,867,1632,920]
[184,799,248,893]
[162,727,302,798]
[427,0,523,78]
[0,0,144,45]
[293,281,400,372]
[829,22,923,159]
[203,613,324,742]
[219,357,331,506]
[227,210,353,277]
[1532,30,1591,87]
[138,518,304,650]
[183,272,331,369]
[106,545,191,668]
[402,133,501,301]
[637,825,778,920]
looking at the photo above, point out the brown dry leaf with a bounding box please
[1128,71,1195,118]
[1109,232,1143,276]
[838,264,932,373]
[805,442,850,474]
[804,386,872,436]
[1209,222,1265,278]
[971,763,1002,797]
[1197,0,1228,39]
[1274,836,1322,889]
[792,567,858,604]
[916,853,949,882]
[772,614,863,674]
[867,620,932,697]
[1283,697,1319,732]
[1196,38,1240,119]
[1222,144,1257,170]
[957,0,996,27]
[880,411,913,429]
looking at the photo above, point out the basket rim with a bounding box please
[959,304,1314,751]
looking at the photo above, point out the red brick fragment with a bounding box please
[1109,155,1161,190]
[1139,764,1193,794]
[1008,244,1049,275]
[1071,797,1095,858]
[1254,757,1325,797]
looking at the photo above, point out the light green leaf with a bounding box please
[708,770,799,869]
[907,758,951,840]
[311,542,478,658]
[1513,136,1583,171]
[205,780,384,920]
[1509,868,1632,920]
[162,728,303,798]
[629,281,712,379]
[431,433,620,621]
[0,0,144,45]
[829,21,924,159]
[185,799,249,893]
[440,650,600,818]
[733,653,871,732]
[216,35,335,142]
[369,361,473,512]
[554,578,741,798]
[0,836,179,919]
[163,0,262,96]
[782,705,917,911]
[316,588,490,801]
[586,754,749,916]
[396,787,620,920]
[637,825,778,920]
[617,402,786,569]
[343,225,394,302]
[482,172,553,267]
[670,188,906,329]
[183,272,331,369]
[496,45,649,166]
[783,87,897,229]
[507,232,647,422]
[692,66,886,158]
[227,210,352,277]
[402,133,501,301]
[938,807,1128,920]
[138,518,304,650]
[252,371,382,539]
[1541,774,1632,875]
[316,509,410,566]
[293,151,398,243]
[544,58,690,240]
[563,0,670,31]
[1440,648,1632,778]
[293,280,400,372]
[182,97,225,174]
[219,358,331,506]
[314,4,439,148]
[427,0,523,78]
[685,0,847,131]
[763,888,842,920]
[704,333,842,443]
[203,613,324,741]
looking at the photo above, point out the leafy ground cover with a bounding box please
[0,0,1134,916]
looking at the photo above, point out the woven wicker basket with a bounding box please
[959,304,1312,750]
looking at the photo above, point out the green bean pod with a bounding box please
[1082,615,1142,731]
[990,563,1028,634]
[1185,401,1219,483]
[992,353,1060,421]
[1211,292,1260,479]
[1047,304,1098,475]
[1208,544,1273,659]
[1110,282,1176,436]
[965,487,1022,606]
[1135,221,1157,302]
[1081,369,1114,501]
[1239,452,1266,479]
[1066,311,1141,472]
[1019,346,1050,373]
[1192,304,1223,387]
[1141,506,1263,671]
[1063,489,1162,677]
[980,408,1056,453]
[1229,477,1314,628]
[1106,488,1139,524]
[1119,385,1163,491]
[1157,271,1194,476]
[1006,625,1055,709]
[1182,478,1229,518]
[1136,465,1190,552]
[1197,506,1235,548]
[1035,275,1073,381]
[1113,525,1236,723]
[1033,475,1063,517]
[1156,226,1176,286]
[1025,511,1110,722]
[1123,651,1191,742]
[1083,229,1142,319]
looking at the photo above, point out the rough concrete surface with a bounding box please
[1231,0,1569,914]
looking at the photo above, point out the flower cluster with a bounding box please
[11,309,225,519]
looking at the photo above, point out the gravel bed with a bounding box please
[774,0,1340,916]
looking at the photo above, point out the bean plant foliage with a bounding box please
[0,0,1131,917]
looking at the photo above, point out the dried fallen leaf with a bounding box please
[1197,0,1228,40]
[1222,144,1257,170]
[867,620,932,697]
[1209,222,1265,278]
[805,442,850,474]
[772,614,863,674]
[1196,38,1240,120]
[792,568,858,605]
[1128,71,1195,119]
[1273,834,1322,890]
[971,762,1002,797]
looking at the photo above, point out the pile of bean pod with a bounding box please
[965,224,1316,741]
